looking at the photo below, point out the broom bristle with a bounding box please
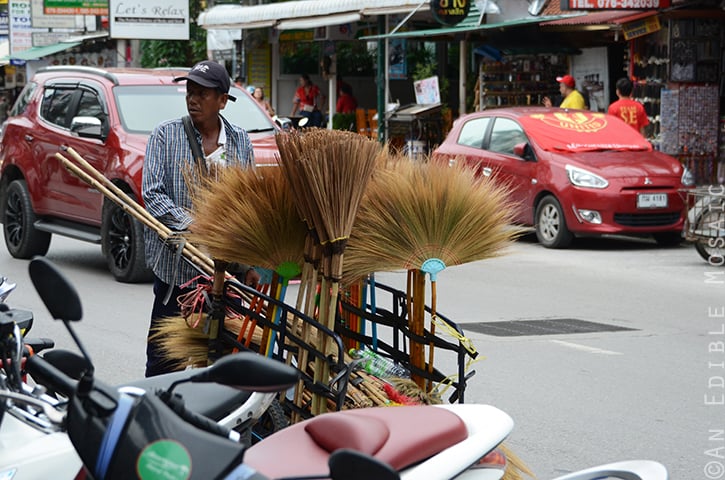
[277,129,383,280]
[187,166,306,273]
[149,315,263,367]
[342,156,524,285]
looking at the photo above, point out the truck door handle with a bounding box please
[24,134,34,143]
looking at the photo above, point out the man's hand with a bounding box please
[542,96,552,107]
[243,268,261,287]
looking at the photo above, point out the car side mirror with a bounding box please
[513,142,534,161]
[70,116,104,140]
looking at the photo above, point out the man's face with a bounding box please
[559,82,568,96]
[185,80,228,123]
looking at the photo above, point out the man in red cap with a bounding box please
[543,74,586,110]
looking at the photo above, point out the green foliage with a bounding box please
[139,0,206,68]
[335,43,375,76]
[332,112,356,131]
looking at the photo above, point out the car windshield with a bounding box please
[518,111,652,153]
[113,85,275,134]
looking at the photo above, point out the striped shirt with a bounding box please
[142,115,254,285]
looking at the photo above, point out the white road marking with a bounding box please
[551,340,623,355]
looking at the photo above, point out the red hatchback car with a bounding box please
[432,107,694,248]
[0,66,279,282]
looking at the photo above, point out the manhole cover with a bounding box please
[463,318,636,337]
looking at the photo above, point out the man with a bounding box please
[608,77,649,135]
[543,74,586,110]
[142,60,258,377]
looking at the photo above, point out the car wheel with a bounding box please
[101,197,152,283]
[535,195,573,248]
[653,232,683,247]
[2,180,51,258]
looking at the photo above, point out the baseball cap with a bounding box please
[174,60,236,102]
[556,74,576,88]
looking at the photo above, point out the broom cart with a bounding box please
[53,128,517,427]
[683,185,725,264]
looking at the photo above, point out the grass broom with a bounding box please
[343,157,524,389]
[279,129,382,414]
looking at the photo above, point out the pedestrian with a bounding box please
[607,77,649,135]
[336,82,357,114]
[291,74,323,127]
[253,86,275,117]
[142,60,259,377]
[542,74,587,110]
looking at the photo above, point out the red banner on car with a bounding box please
[519,111,652,153]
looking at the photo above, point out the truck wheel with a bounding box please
[3,180,51,258]
[101,197,152,283]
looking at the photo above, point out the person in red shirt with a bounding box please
[608,77,649,135]
[291,74,323,127]
[336,83,357,114]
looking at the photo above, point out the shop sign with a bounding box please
[109,0,189,40]
[9,0,32,55]
[0,12,8,36]
[623,15,661,40]
[430,0,470,26]
[560,0,671,9]
[43,0,108,15]
[278,30,314,42]
[33,0,76,28]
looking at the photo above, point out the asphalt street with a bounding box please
[0,233,719,479]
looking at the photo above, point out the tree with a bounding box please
[140,0,207,68]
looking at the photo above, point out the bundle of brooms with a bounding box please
[275,128,383,415]
[150,165,308,369]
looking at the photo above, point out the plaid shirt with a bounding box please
[142,115,254,285]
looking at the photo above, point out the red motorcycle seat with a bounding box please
[244,405,468,478]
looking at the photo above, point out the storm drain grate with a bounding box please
[463,318,637,337]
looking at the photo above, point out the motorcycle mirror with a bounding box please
[186,352,300,392]
[328,449,400,480]
[28,257,94,381]
[29,257,82,322]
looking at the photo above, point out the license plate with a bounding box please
[637,193,668,209]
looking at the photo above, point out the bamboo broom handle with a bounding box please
[64,147,214,272]
[55,153,214,275]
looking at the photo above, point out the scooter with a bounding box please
[0,268,288,479]
[6,257,669,480]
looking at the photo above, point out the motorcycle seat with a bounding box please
[244,405,468,477]
[124,369,252,421]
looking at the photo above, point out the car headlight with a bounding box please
[565,165,609,189]
[681,166,695,187]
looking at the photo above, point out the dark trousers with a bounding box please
[145,276,193,377]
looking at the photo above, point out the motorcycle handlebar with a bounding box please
[25,354,77,397]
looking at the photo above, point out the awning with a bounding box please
[5,42,81,61]
[277,13,362,31]
[198,0,431,30]
[360,12,583,40]
[541,9,655,27]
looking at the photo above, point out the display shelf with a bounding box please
[478,54,567,110]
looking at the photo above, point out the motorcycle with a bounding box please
[0,264,291,479]
[3,257,669,480]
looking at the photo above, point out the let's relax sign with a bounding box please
[109,0,189,40]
